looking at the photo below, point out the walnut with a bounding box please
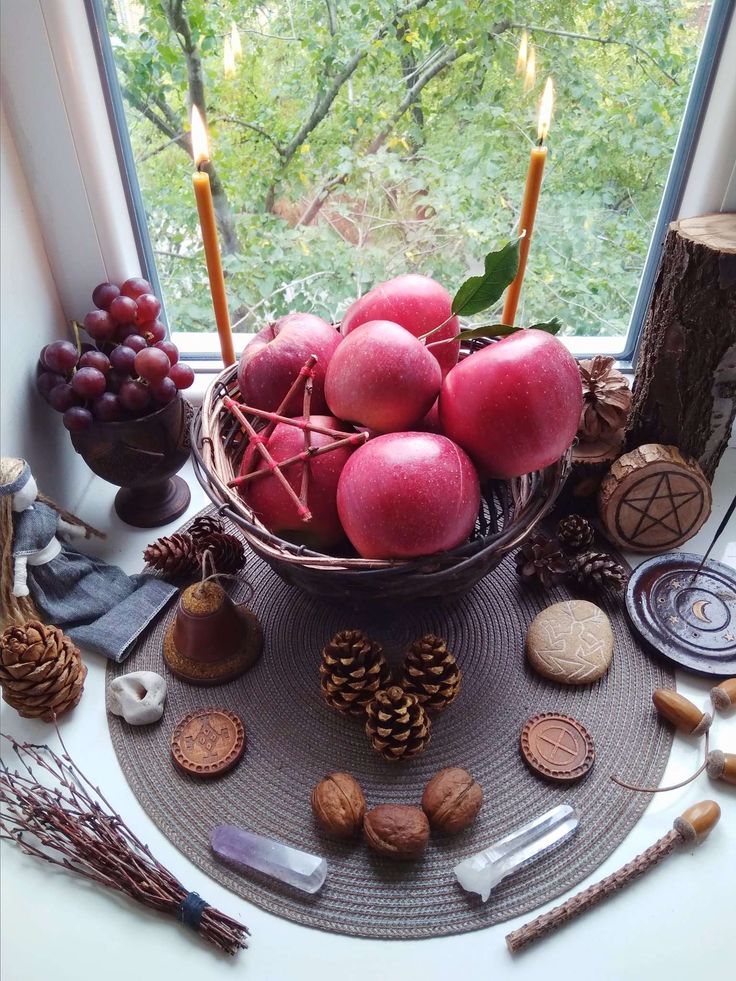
[363,804,429,860]
[311,772,366,839]
[421,767,483,834]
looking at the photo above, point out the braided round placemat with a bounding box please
[108,508,674,940]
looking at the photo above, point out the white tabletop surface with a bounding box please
[2,450,735,981]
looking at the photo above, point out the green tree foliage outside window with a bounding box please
[105,0,707,337]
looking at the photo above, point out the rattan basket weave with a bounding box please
[191,347,571,603]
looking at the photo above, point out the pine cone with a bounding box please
[320,630,391,717]
[189,514,225,542]
[365,686,431,762]
[516,534,570,588]
[557,514,594,551]
[0,620,87,722]
[143,532,199,580]
[571,551,628,591]
[578,356,632,442]
[200,531,246,575]
[401,634,461,713]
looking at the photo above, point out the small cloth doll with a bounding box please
[1,457,176,662]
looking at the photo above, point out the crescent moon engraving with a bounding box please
[691,600,712,623]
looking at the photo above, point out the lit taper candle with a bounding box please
[191,107,236,367]
[502,77,554,327]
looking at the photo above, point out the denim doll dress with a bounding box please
[13,501,176,662]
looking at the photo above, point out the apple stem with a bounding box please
[263,353,319,440]
[418,312,455,344]
[227,432,368,489]
[299,365,315,510]
[426,335,457,350]
[223,396,313,522]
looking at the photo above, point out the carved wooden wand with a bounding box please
[506,800,721,954]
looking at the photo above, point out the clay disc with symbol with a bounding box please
[599,444,711,553]
[521,713,595,784]
[171,708,245,778]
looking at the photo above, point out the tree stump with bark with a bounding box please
[598,443,711,553]
[626,213,736,481]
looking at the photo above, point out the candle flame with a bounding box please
[537,77,554,142]
[516,31,528,74]
[524,45,536,93]
[231,22,242,59]
[191,106,210,166]
[223,36,235,76]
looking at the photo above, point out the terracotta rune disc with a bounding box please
[520,713,595,784]
[171,708,245,778]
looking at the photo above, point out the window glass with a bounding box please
[103,0,711,341]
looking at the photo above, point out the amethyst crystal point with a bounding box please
[211,825,328,894]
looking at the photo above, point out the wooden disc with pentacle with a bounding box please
[598,444,711,553]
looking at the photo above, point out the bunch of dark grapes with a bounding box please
[36,277,194,432]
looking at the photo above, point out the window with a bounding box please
[90,0,733,361]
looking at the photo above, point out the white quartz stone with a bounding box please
[107,671,167,725]
[454,804,579,902]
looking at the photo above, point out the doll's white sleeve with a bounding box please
[12,555,29,597]
[57,518,87,541]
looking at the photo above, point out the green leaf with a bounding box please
[454,323,519,342]
[452,317,562,344]
[451,239,520,317]
[528,318,562,334]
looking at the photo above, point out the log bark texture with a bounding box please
[627,213,736,480]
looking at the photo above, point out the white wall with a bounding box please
[0,102,92,505]
[679,12,736,216]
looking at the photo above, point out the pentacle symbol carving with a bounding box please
[615,470,704,547]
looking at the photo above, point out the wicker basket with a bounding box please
[191,352,571,603]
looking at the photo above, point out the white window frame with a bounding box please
[2,0,734,382]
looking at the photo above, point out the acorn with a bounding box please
[706,750,736,787]
[674,800,721,843]
[652,688,711,736]
[710,677,736,714]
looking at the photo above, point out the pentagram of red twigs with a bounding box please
[615,470,703,546]
[222,356,368,523]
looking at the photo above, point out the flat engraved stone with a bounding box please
[526,600,613,684]
[520,713,595,784]
[171,708,245,778]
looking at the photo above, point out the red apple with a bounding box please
[240,416,354,549]
[237,312,340,415]
[341,274,460,377]
[439,330,582,479]
[325,320,441,434]
[336,432,480,559]
[416,398,442,434]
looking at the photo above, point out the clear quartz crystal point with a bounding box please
[211,825,328,894]
[453,804,579,902]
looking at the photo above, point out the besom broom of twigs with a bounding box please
[0,729,248,955]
